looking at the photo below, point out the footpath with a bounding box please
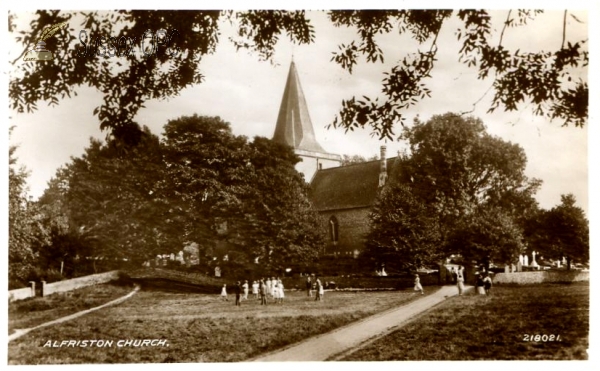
[8,284,140,343]
[252,285,470,362]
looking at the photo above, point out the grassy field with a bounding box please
[8,283,135,335]
[8,284,435,364]
[342,282,589,360]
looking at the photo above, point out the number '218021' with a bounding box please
[523,334,561,342]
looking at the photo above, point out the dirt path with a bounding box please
[251,285,470,361]
[8,284,140,343]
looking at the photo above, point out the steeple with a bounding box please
[273,61,326,153]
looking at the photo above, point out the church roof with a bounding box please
[309,158,398,211]
[272,61,326,153]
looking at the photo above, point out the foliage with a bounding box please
[9,137,50,288]
[447,206,524,267]
[535,194,589,268]
[38,126,170,270]
[9,10,587,144]
[363,181,442,272]
[161,115,323,275]
[366,113,539,269]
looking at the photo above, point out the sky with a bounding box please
[6,6,591,217]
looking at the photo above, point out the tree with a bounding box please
[540,194,589,269]
[363,181,442,273]
[43,127,172,269]
[388,113,539,267]
[9,137,49,287]
[447,206,524,271]
[239,137,323,273]
[161,115,323,274]
[10,10,587,144]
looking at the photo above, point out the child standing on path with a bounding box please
[414,273,424,294]
[220,284,228,301]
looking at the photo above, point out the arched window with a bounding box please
[329,216,339,245]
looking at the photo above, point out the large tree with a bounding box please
[10,10,587,144]
[161,115,323,274]
[41,127,171,269]
[369,113,539,269]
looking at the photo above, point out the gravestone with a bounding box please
[215,266,221,278]
[505,265,510,274]
[531,251,539,267]
[517,261,522,272]
[524,254,529,266]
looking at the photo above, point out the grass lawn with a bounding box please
[8,285,437,364]
[8,283,135,335]
[342,282,589,360]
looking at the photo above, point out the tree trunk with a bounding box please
[567,256,571,271]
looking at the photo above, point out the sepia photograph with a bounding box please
[5,1,594,366]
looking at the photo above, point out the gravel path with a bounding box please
[252,285,469,361]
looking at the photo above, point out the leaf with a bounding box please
[38,21,69,42]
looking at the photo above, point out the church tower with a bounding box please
[272,61,341,181]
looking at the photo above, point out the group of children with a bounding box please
[220,277,285,305]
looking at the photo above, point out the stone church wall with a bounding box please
[319,207,371,257]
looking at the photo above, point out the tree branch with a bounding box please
[499,10,512,47]
[562,10,567,49]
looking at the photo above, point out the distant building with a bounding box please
[271,62,400,258]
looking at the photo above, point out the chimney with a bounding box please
[379,145,388,187]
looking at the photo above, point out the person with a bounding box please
[234,281,242,306]
[265,277,272,297]
[220,284,228,301]
[456,267,465,295]
[414,273,424,294]
[271,277,277,297]
[314,277,324,301]
[483,273,493,295]
[252,280,259,299]
[306,276,312,297]
[278,280,285,304]
[242,280,249,300]
[476,274,485,295]
[273,278,280,302]
[260,280,268,305]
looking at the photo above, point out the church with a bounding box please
[271,61,399,258]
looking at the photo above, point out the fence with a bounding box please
[40,270,121,297]
[493,270,589,284]
[8,282,36,302]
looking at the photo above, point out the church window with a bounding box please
[329,216,339,245]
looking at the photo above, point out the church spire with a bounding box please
[272,61,325,153]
